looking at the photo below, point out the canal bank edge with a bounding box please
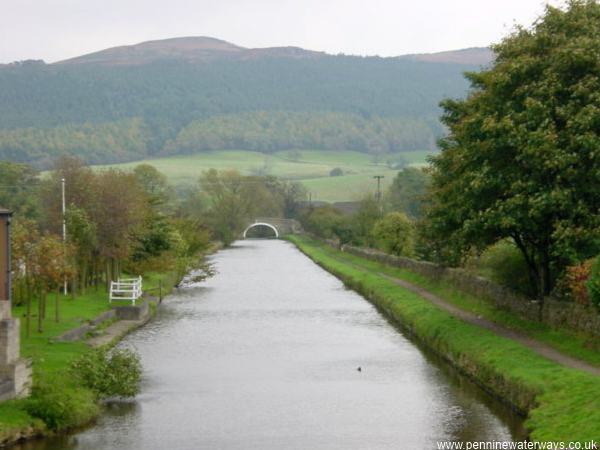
[0,243,222,448]
[287,235,600,442]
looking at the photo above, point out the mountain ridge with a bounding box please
[55,36,328,65]
[53,36,493,66]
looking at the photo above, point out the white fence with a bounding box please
[109,276,143,305]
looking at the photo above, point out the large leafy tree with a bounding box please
[424,0,600,298]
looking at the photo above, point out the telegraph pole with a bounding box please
[61,178,67,295]
[373,175,384,215]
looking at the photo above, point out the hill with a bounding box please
[0,37,482,168]
[56,36,326,66]
[398,47,494,65]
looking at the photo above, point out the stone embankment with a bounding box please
[56,301,152,347]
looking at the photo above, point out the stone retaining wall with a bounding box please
[340,244,600,338]
[114,301,149,321]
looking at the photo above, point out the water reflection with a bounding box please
[18,240,523,450]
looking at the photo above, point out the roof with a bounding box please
[0,208,12,215]
[332,201,362,215]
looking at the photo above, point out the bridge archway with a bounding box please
[243,222,279,239]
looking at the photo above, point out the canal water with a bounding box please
[21,240,523,450]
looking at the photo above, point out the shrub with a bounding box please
[477,240,534,297]
[302,205,348,240]
[25,380,98,430]
[556,260,593,305]
[71,347,142,398]
[329,167,344,177]
[372,212,415,257]
[587,256,600,309]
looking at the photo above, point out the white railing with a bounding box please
[109,276,143,305]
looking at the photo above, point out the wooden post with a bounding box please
[159,279,163,304]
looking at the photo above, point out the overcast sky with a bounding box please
[1,0,562,63]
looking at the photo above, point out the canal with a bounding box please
[22,240,523,449]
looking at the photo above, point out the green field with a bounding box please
[99,150,433,202]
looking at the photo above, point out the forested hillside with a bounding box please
[0,37,483,167]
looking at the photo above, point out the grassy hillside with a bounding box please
[98,149,432,202]
[0,38,475,168]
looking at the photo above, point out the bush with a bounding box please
[25,380,98,430]
[556,259,593,305]
[372,212,415,257]
[587,256,600,309]
[71,347,142,398]
[477,240,534,297]
[302,205,348,240]
[329,167,344,177]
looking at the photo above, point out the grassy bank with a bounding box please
[0,267,184,445]
[288,235,600,441]
[320,244,600,367]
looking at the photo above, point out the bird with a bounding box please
[357,366,362,372]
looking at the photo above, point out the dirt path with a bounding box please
[329,251,600,376]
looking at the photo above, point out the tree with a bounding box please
[424,0,600,298]
[199,170,267,245]
[262,177,307,218]
[386,168,430,219]
[41,156,96,235]
[373,212,415,257]
[302,205,351,242]
[11,219,40,335]
[133,164,172,209]
[352,196,380,247]
[91,169,147,284]
[65,206,97,294]
[0,162,39,218]
[35,235,75,325]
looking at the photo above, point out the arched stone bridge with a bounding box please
[242,217,302,238]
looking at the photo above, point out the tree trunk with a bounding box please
[540,249,553,297]
[25,281,31,338]
[55,289,60,323]
[40,290,46,320]
[512,235,542,299]
[37,289,44,333]
[105,259,111,292]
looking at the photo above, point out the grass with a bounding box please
[96,149,433,202]
[0,264,185,444]
[14,289,112,376]
[0,289,111,443]
[301,242,600,368]
[288,235,600,441]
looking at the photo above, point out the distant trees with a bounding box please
[302,205,351,243]
[0,162,39,217]
[0,119,150,168]
[386,168,430,219]
[198,170,276,245]
[0,47,478,168]
[0,112,440,169]
[166,111,438,157]
[423,0,600,298]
